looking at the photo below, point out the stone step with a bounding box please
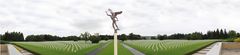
[191,43,217,55]
[196,51,208,54]
[13,45,34,55]
[202,48,211,51]
[192,53,206,55]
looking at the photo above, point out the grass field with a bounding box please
[124,40,215,55]
[97,41,113,55]
[97,41,133,55]
[118,41,133,55]
[12,40,214,55]
[13,41,108,55]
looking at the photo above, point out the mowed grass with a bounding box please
[97,41,133,55]
[13,41,108,55]
[97,41,113,55]
[118,41,133,55]
[124,40,215,55]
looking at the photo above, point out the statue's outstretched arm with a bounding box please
[115,11,122,15]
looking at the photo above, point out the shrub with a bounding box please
[89,35,101,43]
[234,38,240,42]
[119,34,127,41]
[224,38,234,42]
[0,40,9,44]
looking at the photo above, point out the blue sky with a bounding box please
[0,0,240,36]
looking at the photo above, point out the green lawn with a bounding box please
[13,41,108,55]
[97,41,133,55]
[97,41,114,55]
[118,41,133,55]
[13,40,212,55]
[124,40,215,55]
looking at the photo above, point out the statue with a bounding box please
[105,9,122,33]
[106,9,122,55]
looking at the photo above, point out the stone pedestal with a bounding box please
[114,33,118,55]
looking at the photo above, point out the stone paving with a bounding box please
[0,44,9,55]
[192,43,217,55]
[221,42,240,55]
[7,44,23,55]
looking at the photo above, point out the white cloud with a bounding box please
[0,0,240,36]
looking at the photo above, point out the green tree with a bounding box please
[67,36,78,41]
[216,29,220,38]
[128,33,141,40]
[89,35,101,43]
[3,32,24,41]
[228,30,237,38]
[219,29,224,39]
[157,34,165,40]
[190,32,203,40]
[237,33,240,37]
[186,34,191,40]
[25,35,45,41]
[99,35,109,41]
[224,29,228,38]
[119,34,128,41]
[80,32,91,42]
[0,34,5,40]
[25,34,61,41]
[151,37,156,39]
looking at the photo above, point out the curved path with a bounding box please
[7,44,23,55]
[192,42,219,55]
[13,45,33,55]
[121,43,145,55]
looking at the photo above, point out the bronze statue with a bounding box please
[106,9,122,33]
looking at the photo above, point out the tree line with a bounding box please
[1,29,239,42]
[117,29,239,41]
[118,33,141,41]
[117,29,240,41]
[0,32,24,41]
[156,29,240,40]
[1,32,105,43]
[0,31,141,42]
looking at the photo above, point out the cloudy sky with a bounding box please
[0,0,240,36]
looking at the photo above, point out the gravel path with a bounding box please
[7,44,23,55]
[221,42,240,55]
[0,44,9,55]
[222,49,240,55]
[121,43,145,55]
